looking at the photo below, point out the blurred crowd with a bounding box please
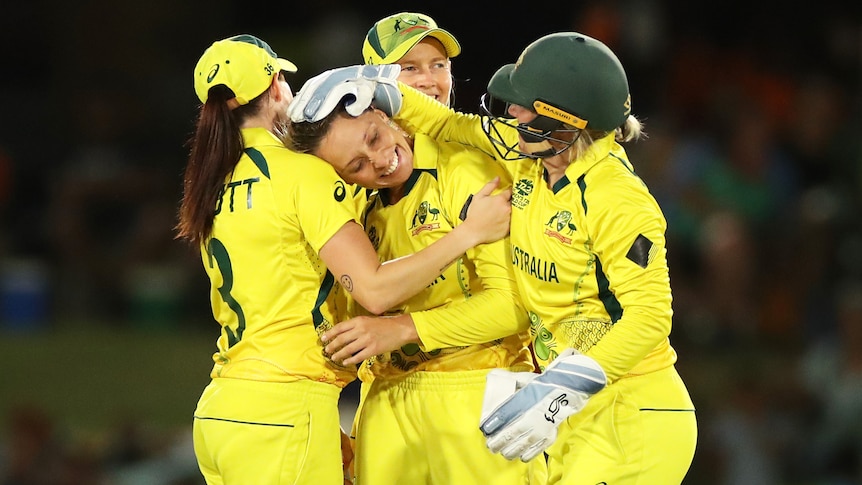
[0,406,201,485]
[0,1,861,484]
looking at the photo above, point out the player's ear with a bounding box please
[269,72,289,102]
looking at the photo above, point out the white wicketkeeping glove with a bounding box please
[479,348,607,462]
[289,64,402,123]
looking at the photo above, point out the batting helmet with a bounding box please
[488,32,631,133]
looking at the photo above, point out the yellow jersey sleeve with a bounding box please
[394,83,499,157]
[577,146,675,382]
[294,163,360,251]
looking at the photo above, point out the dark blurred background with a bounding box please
[0,1,861,484]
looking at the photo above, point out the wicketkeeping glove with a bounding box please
[479,348,607,462]
[289,64,402,123]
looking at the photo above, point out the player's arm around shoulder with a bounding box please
[437,141,513,212]
[395,83,493,154]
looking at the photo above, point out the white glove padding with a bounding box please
[480,369,539,423]
[479,348,607,462]
[289,64,402,123]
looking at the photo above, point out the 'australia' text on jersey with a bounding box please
[512,245,559,283]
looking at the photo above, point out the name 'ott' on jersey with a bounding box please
[215,177,260,214]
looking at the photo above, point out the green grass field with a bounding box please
[0,320,216,438]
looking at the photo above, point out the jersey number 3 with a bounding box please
[207,238,247,348]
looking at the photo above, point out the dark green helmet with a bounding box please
[488,32,631,132]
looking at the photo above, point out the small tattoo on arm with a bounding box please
[340,274,354,292]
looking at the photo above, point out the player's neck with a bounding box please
[542,157,569,188]
[388,184,406,204]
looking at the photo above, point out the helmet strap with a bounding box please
[479,93,579,160]
[522,139,557,158]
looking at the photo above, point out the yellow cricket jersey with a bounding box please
[201,127,358,387]
[357,133,533,380]
[395,85,678,383]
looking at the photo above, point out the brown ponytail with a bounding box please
[175,85,265,247]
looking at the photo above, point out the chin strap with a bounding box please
[516,117,580,160]
[523,140,557,159]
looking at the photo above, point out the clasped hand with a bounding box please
[321,314,418,366]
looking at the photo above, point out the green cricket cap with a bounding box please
[363,12,461,65]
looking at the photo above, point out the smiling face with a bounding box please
[396,37,453,106]
[314,109,414,190]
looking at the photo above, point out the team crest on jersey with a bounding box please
[544,210,576,245]
[411,200,441,235]
[512,178,533,209]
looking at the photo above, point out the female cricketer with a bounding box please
[177,35,512,485]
